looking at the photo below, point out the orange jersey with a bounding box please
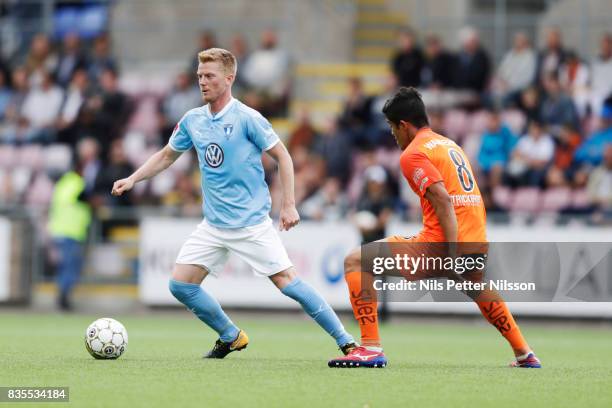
[400,128,487,242]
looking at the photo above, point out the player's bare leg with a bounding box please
[270,266,356,352]
[168,263,248,359]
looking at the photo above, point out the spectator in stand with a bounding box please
[0,70,12,120]
[506,120,554,187]
[229,33,250,96]
[454,27,491,95]
[370,73,399,148]
[92,139,134,208]
[536,27,566,87]
[272,144,324,211]
[590,33,612,116]
[587,144,612,224]
[354,165,394,244]
[20,69,64,143]
[517,86,541,127]
[390,28,424,88]
[242,29,290,117]
[287,108,318,153]
[313,118,353,185]
[477,111,517,192]
[1,67,29,143]
[23,33,58,88]
[495,31,536,106]
[545,123,581,187]
[89,67,133,158]
[55,32,88,87]
[87,33,118,82]
[540,72,580,136]
[189,29,217,72]
[574,97,612,168]
[159,71,201,143]
[56,69,90,146]
[300,177,348,221]
[76,137,102,195]
[162,171,202,217]
[559,51,590,117]
[420,34,455,89]
[338,76,373,148]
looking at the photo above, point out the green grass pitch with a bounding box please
[1,312,611,408]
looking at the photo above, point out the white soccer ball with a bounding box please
[85,318,128,359]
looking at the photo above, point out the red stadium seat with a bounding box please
[468,110,491,135]
[10,166,33,197]
[25,172,54,207]
[443,109,468,141]
[18,145,44,171]
[0,145,16,169]
[460,133,481,165]
[501,109,526,135]
[571,188,592,210]
[44,144,72,174]
[509,187,540,213]
[127,96,160,136]
[492,185,512,210]
[540,187,571,213]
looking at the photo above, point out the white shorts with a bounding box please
[175,217,293,277]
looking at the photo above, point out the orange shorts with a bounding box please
[371,235,487,282]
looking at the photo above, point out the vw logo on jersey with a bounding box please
[223,124,233,139]
[205,143,224,168]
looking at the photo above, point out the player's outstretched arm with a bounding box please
[266,141,300,231]
[111,145,182,196]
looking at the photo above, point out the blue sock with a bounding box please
[169,279,240,342]
[281,278,354,347]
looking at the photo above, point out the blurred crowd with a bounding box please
[284,26,612,226]
[0,25,611,229]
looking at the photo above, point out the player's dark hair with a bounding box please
[382,87,429,128]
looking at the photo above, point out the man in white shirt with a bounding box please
[21,70,64,143]
[590,33,612,116]
[496,32,536,103]
[507,120,554,187]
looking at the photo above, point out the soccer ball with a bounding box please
[85,318,128,359]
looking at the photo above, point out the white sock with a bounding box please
[516,350,533,360]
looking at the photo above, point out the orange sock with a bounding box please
[345,271,380,347]
[475,290,529,354]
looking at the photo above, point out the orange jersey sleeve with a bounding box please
[400,150,443,198]
[400,128,487,243]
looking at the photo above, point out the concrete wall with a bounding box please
[110,0,356,74]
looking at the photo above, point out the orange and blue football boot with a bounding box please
[510,352,541,368]
[328,346,387,368]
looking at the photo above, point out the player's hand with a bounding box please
[279,205,300,231]
[111,177,135,196]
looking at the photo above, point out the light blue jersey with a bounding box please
[168,98,279,228]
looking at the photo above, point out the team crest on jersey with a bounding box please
[205,143,224,168]
[223,124,234,138]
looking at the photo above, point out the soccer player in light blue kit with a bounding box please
[112,48,356,359]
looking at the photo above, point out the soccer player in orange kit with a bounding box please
[328,87,541,368]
